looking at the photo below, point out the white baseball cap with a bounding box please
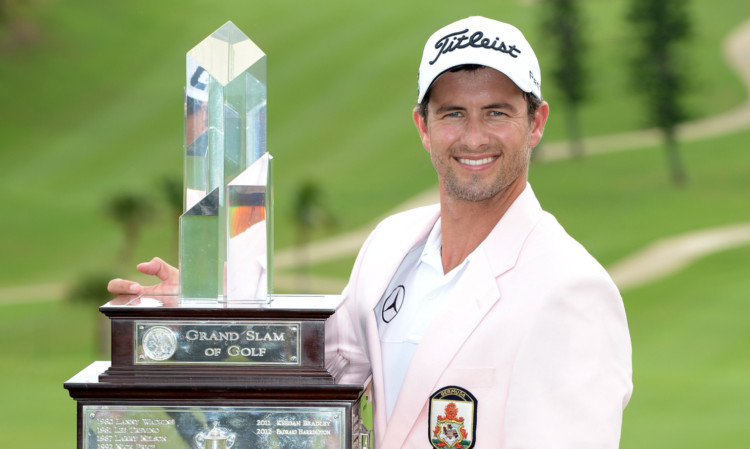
[417,16,541,103]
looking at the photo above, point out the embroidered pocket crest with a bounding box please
[429,386,477,448]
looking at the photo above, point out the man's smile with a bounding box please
[455,155,499,166]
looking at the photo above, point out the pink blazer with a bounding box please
[334,185,632,448]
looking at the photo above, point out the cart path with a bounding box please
[273,222,750,293]
[3,221,748,301]
[2,18,750,302]
[606,223,750,290]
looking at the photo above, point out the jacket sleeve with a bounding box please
[328,228,377,367]
[502,270,633,448]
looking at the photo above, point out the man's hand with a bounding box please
[107,257,179,296]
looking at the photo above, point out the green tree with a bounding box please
[627,0,692,185]
[104,192,154,269]
[67,272,114,357]
[291,180,337,292]
[0,0,40,51]
[540,0,589,157]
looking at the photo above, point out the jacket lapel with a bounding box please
[357,206,441,444]
[378,251,500,446]
[379,185,544,447]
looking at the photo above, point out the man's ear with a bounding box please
[413,107,430,152]
[528,101,549,148]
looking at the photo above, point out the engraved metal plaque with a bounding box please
[84,405,345,449]
[135,321,300,365]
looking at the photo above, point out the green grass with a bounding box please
[0,300,98,447]
[531,128,750,266]
[620,244,750,448]
[1,0,749,288]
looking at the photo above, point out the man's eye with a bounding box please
[489,110,506,117]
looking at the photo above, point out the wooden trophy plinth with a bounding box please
[65,294,372,449]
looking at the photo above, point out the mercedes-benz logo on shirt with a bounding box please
[381,285,405,323]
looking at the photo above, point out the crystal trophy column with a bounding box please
[181,21,270,302]
[227,153,272,301]
[179,188,220,299]
[65,22,373,449]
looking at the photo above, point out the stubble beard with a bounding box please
[434,139,532,203]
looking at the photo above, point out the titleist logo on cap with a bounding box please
[429,28,522,65]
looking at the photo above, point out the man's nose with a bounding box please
[460,116,490,149]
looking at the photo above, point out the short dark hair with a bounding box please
[417,65,542,123]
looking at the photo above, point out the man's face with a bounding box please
[413,67,548,203]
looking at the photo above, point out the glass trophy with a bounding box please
[181,21,270,303]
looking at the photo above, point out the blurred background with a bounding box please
[1,0,748,446]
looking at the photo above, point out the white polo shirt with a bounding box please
[374,218,474,422]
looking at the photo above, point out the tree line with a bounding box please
[540,0,692,186]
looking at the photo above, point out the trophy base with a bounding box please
[64,294,374,448]
[66,361,372,449]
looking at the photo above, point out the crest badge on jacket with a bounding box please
[429,386,477,448]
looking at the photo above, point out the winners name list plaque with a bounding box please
[65,22,372,449]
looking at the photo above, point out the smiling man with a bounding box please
[108,16,632,449]
[333,16,632,448]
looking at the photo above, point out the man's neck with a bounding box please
[439,178,526,273]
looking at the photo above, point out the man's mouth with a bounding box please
[455,156,498,166]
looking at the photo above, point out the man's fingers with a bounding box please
[107,278,141,295]
[135,257,165,275]
[137,257,178,282]
[109,257,179,297]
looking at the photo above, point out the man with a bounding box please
[109,16,632,448]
